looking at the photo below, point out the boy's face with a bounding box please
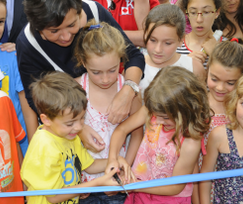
[0,3,6,39]
[43,108,85,140]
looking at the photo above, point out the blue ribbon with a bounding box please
[0,169,242,197]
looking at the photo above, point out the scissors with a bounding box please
[111,168,129,196]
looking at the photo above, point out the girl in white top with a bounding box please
[74,19,143,203]
[140,4,205,99]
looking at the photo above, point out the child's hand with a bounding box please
[202,33,219,56]
[79,193,90,199]
[105,158,120,175]
[98,167,120,186]
[188,51,207,64]
[117,156,134,184]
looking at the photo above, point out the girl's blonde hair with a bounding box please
[75,19,127,66]
[144,66,211,152]
[225,75,243,130]
[207,41,243,72]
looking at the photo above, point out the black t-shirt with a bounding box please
[16,1,145,113]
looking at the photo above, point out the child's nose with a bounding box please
[216,82,224,91]
[154,43,162,53]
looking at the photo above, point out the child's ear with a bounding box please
[40,113,51,126]
[215,8,221,19]
[179,35,185,47]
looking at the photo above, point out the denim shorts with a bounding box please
[79,192,127,204]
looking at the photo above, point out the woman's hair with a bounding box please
[144,66,211,152]
[215,0,243,38]
[30,71,87,120]
[225,75,243,130]
[144,4,185,45]
[207,41,243,72]
[74,19,127,66]
[182,0,221,11]
[0,0,6,6]
[24,0,82,33]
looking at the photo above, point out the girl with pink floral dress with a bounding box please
[74,19,143,204]
[106,66,211,204]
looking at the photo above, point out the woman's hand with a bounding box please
[79,193,90,199]
[0,42,16,52]
[107,85,135,125]
[78,124,105,153]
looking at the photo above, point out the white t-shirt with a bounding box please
[140,54,193,99]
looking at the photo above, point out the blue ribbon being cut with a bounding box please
[0,169,242,197]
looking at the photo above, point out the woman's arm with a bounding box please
[94,2,145,124]
[199,127,222,204]
[136,137,201,195]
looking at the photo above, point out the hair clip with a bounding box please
[230,38,239,43]
[88,24,103,31]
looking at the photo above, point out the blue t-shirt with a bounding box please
[0,45,28,155]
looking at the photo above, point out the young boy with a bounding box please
[20,72,125,204]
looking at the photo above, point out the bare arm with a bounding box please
[46,168,119,203]
[192,58,206,84]
[199,127,221,204]
[191,164,200,204]
[135,137,201,195]
[124,30,145,47]
[106,106,148,174]
[125,94,143,166]
[18,91,39,141]
[133,0,149,30]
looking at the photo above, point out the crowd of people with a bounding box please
[0,0,243,204]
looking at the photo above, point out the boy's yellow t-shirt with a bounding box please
[21,125,94,204]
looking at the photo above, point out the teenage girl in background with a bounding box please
[200,74,243,204]
[106,66,211,204]
[74,19,143,204]
[177,0,221,68]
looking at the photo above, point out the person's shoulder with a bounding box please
[210,125,227,140]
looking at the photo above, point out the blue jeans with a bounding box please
[79,192,127,204]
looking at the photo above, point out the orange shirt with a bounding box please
[0,91,25,204]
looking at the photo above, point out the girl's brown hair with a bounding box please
[144,4,185,45]
[75,19,127,67]
[207,41,243,72]
[225,75,243,130]
[144,66,211,152]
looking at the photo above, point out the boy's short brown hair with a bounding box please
[30,71,87,120]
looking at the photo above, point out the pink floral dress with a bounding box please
[79,73,127,182]
[125,117,193,204]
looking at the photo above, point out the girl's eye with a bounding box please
[165,42,172,45]
[110,69,116,73]
[0,20,5,24]
[92,72,99,75]
[66,123,73,127]
[227,82,235,86]
[149,38,156,42]
[211,78,217,82]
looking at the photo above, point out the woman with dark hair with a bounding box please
[16,0,144,151]
[216,0,243,39]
